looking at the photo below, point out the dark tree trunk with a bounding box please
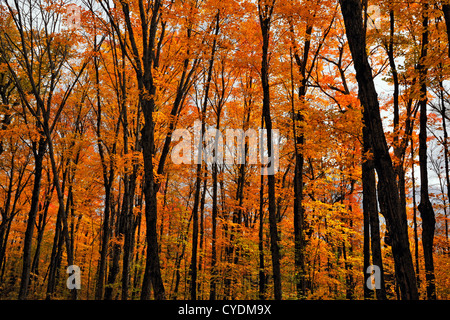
[290,22,312,300]
[140,102,165,300]
[46,194,64,299]
[417,2,436,300]
[0,154,26,278]
[18,138,46,300]
[259,0,282,300]
[30,184,52,289]
[190,15,219,299]
[105,199,124,300]
[258,174,266,300]
[209,162,218,301]
[197,170,208,299]
[411,136,421,286]
[362,114,386,300]
[189,133,203,301]
[339,0,418,299]
[93,51,114,300]
[362,181,372,300]
[293,137,305,298]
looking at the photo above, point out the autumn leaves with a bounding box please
[0,0,449,300]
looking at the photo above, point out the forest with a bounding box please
[0,0,449,301]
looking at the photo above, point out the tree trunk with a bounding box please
[411,136,421,286]
[209,162,218,300]
[417,2,436,300]
[189,152,203,301]
[197,170,208,299]
[93,51,114,300]
[290,22,312,299]
[258,173,266,300]
[30,187,51,290]
[362,180,372,300]
[140,103,165,300]
[259,1,282,300]
[18,138,46,300]
[190,15,218,299]
[339,0,418,299]
[441,92,450,254]
[362,114,386,300]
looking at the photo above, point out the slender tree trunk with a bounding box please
[259,1,282,300]
[105,198,124,300]
[258,173,266,300]
[290,22,312,299]
[0,155,26,276]
[122,161,138,300]
[362,181,372,300]
[46,191,64,299]
[94,52,114,300]
[47,132,77,299]
[439,78,450,254]
[18,138,46,300]
[189,152,203,301]
[362,115,386,300]
[30,186,52,288]
[411,136,421,286]
[198,170,208,299]
[210,162,218,300]
[190,15,218,299]
[417,2,436,300]
[387,8,410,246]
[121,157,137,299]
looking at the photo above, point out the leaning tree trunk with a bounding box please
[339,0,418,300]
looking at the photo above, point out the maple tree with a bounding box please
[0,0,449,301]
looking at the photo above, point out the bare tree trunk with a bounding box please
[259,0,282,300]
[410,136,421,287]
[339,0,418,299]
[209,159,218,300]
[93,50,115,299]
[258,172,267,300]
[417,2,436,300]
[362,113,386,300]
[19,139,46,300]
[190,14,219,300]
[290,21,312,299]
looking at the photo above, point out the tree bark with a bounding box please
[290,21,312,299]
[417,2,436,300]
[19,139,46,300]
[258,173,266,300]
[339,0,418,299]
[411,136,421,287]
[93,50,115,300]
[259,0,282,300]
[190,14,219,299]
[209,161,218,300]
[362,114,386,300]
